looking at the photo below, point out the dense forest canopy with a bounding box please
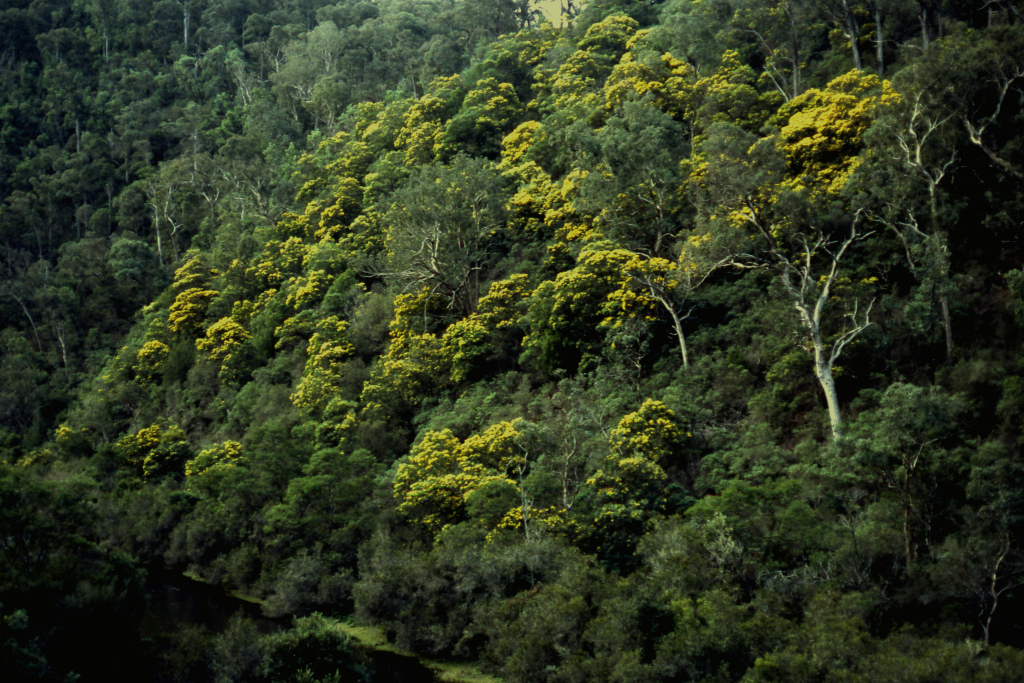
[5,0,1024,681]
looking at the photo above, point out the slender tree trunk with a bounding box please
[152,198,164,266]
[920,2,930,50]
[790,271,846,439]
[183,5,191,50]
[7,290,42,351]
[919,1,939,49]
[926,190,954,362]
[843,0,862,70]
[983,544,1009,646]
[811,335,843,439]
[53,321,70,383]
[939,291,954,363]
[774,227,870,440]
[789,4,801,99]
[665,303,689,369]
[560,460,575,510]
[875,2,884,75]
[903,479,914,570]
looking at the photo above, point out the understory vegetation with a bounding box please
[5,1,1024,681]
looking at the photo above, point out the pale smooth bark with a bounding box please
[742,208,873,439]
[884,86,959,362]
[874,2,884,75]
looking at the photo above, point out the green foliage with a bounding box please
[114,422,194,480]
[6,4,1024,680]
[262,613,369,683]
[385,155,509,318]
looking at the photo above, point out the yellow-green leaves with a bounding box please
[394,428,503,534]
[441,274,531,383]
[439,78,523,158]
[291,316,355,419]
[185,440,243,478]
[114,423,192,479]
[462,420,527,472]
[313,177,363,241]
[523,245,635,372]
[698,50,780,133]
[609,398,688,463]
[582,400,688,558]
[394,420,533,535]
[588,400,687,512]
[286,269,334,311]
[196,317,250,363]
[168,287,218,337]
[246,237,312,289]
[776,70,895,196]
[541,14,639,113]
[136,340,170,383]
[604,48,697,122]
[360,289,448,419]
[395,75,466,166]
[172,252,215,292]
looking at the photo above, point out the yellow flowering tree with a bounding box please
[393,429,494,535]
[440,274,531,383]
[395,75,465,167]
[523,245,635,373]
[540,14,639,113]
[185,440,243,478]
[695,50,781,134]
[359,288,448,422]
[584,400,689,567]
[285,269,334,312]
[439,78,523,158]
[196,317,252,384]
[196,317,250,363]
[168,287,218,338]
[291,316,356,419]
[608,398,688,464]
[775,70,898,197]
[114,423,193,479]
[499,121,562,238]
[171,251,216,292]
[603,41,698,123]
[394,420,550,537]
[135,340,170,383]
[688,73,892,438]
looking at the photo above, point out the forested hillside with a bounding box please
[5,1,1024,681]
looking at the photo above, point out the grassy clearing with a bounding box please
[338,622,501,683]
[164,576,497,682]
[179,569,264,606]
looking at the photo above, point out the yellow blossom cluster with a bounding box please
[393,421,528,535]
[291,316,356,417]
[136,340,170,383]
[196,317,250,363]
[168,288,218,336]
[185,440,243,478]
[114,423,191,479]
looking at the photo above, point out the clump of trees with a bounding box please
[6,1,1024,681]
